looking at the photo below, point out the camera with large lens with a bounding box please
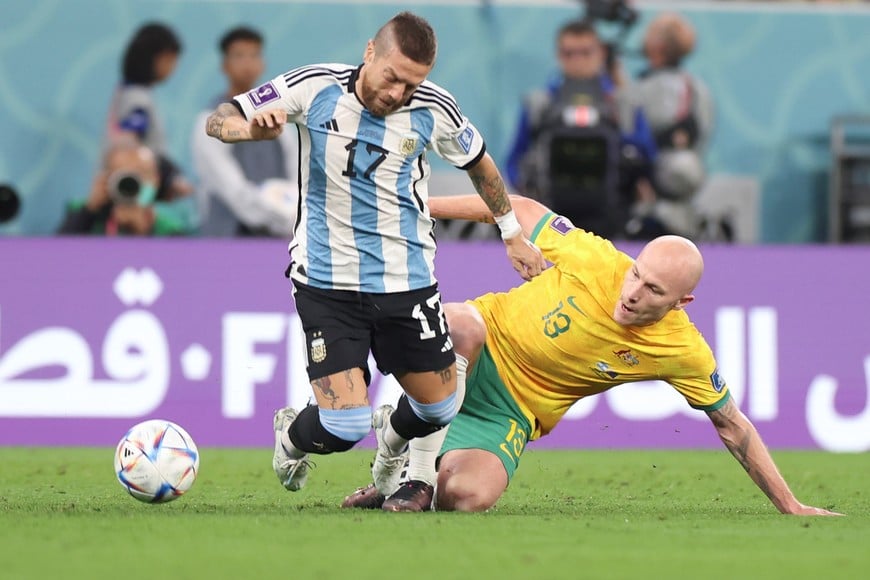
[107,171,156,206]
[0,183,21,224]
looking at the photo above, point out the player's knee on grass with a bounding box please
[436,471,501,512]
[444,303,487,361]
[436,450,507,512]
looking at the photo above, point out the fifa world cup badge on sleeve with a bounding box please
[550,215,575,235]
[247,82,280,108]
[710,369,727,393]
[457,126,475,154]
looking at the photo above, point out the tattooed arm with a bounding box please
[465,153,513,218]
[429,194,550,238]
[464,154,546,280]
[205,102,286,143]
[707,398,841,515]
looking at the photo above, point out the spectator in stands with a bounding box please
[506,19,655,238]
[619,12,714,239]
[105,22,192,203]
[191,26,299,237]
[58,139,192,236]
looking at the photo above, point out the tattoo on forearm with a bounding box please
[726,430,774,500]
[712,401,775,501]
[205,103,241,139]
[206,115,224,139]
[729,430,752,473]
[438,367,453,385]
[469,173,511,216]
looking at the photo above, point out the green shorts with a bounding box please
[440,345,533,481]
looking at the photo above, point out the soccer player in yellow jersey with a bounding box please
[343,194,839,516]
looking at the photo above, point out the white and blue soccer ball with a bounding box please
[114,419,199,503]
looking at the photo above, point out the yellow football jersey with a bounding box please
[470,213,729,439]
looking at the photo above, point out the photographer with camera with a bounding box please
[506,18,655,239]
[57,139,191,236]
[619,12,714,239]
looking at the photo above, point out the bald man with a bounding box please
[342,194,840,516]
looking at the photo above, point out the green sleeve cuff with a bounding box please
[529,212,556,244]
[691,390,731,412]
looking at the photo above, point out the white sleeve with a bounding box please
[191,111,293,236]
[278,126,299,188]
[232,65,322,123]
[425,85,486,170]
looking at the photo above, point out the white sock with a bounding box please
[280,429,306,459]
[382,422,409,456]
[406,354,468,486]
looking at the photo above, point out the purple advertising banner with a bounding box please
[1,238,869,451]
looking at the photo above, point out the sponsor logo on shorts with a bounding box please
[310,336,327,364]
[710,368,726,392]
[246,81,280,108]
[550,216,575,235]
[457,126,474,154]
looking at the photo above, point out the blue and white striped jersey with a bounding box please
[233,63,486,293]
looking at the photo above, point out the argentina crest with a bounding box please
[400,133,418,157]
[310,336,327,363]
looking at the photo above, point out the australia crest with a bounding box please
[614,348,640,367]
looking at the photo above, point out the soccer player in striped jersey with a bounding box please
[342,194,840,516]
[205,12,546,495]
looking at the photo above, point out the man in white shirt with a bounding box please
[193,26,299,237]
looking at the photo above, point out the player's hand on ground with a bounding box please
[504,234,546,281]
[786,503,843,516]
[250,108,287,140]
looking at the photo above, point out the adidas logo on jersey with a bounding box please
[320,119,339,132]
[441,336,454,353]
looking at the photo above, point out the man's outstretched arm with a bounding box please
[205,103,286,143]
[428,194,551,240]
[706,398,841,516]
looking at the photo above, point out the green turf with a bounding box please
[0,448,866,580]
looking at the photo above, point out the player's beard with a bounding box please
[359,82,400,117]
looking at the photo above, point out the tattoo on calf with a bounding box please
[313,376,339,408]
[438,367,453,385]
[343,370,356,392]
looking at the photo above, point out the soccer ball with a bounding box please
[114,419,200,503]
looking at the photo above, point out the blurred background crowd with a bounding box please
[2,0,870,243]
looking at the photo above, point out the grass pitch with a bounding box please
[0,448,867,580]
